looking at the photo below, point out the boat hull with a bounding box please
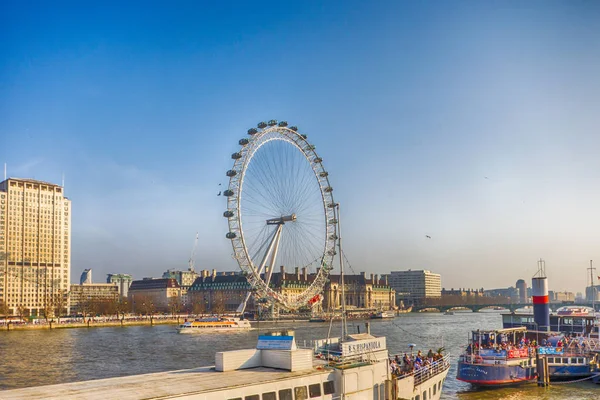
[549,365,593,380]
[178,327,251,333]
[456,361,536,386]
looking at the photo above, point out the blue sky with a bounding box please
[1,1,599,293]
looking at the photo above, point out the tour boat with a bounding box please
[457,327,537,387]
[371,310,395,319]
[178,316,251,333]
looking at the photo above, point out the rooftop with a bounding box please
[1,177,63,187]
[1,365,326,400]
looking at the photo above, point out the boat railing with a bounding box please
[393,354,450,386]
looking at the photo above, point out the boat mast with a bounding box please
[588,260,596,312]
[336,203,348,340]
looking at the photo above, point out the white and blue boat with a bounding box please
[457,327,537,387]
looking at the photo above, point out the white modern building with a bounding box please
[387,269,441,305]
[107,273,133,298]
[0,178,71,316]
[80,268,92,285]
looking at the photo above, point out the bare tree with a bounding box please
[78,298,93,324]
[16,304,27,322]
[211,292,226,316]
[113,297,128,323]
[53,291,67,323]
[168,296,182,316]
[135,295,156,325]
[168,296,183,323]
[0,300,10,317]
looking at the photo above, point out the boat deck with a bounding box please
[1,365,325,400]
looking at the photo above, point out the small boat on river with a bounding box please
[178,316,251,333]
[371,310,395,319]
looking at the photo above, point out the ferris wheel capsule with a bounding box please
[257,121,267,129]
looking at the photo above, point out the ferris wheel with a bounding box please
[224,120,337,311]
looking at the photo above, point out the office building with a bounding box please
[387,270,441,305]
[516,279,528,303]
[128,278,181,312]
[106,273,133,298]
[484,287,519,300]
[162,268,199,288]
[80,269,92,285]
[70,283,119,313]
[548,291,575,303]
[441,288,484,297]
[585,285,600,302]
[0,178,71,317]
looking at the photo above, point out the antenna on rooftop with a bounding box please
[61,172,65,188]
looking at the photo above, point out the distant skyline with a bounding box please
[1,1,599,293]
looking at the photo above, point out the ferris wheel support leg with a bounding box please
[256,225,283,277]
[265,228,282,287]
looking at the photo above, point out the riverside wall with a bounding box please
[1,318,182,331]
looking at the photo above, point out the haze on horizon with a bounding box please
[1,1,599,294]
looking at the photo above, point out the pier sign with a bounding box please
[257,335,296,350]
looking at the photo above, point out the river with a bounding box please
[0,311,597,399]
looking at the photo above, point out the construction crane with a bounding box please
[188,232,199,272]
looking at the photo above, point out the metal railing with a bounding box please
[393,354,451,386]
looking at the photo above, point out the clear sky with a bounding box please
[1,1,599,293]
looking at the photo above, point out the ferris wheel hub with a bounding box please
[266,214,296,225]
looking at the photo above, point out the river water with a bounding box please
[0,312,598,399]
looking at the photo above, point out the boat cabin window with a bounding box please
[323,381,335,395]
[433,384,437,395]
[548,358,554,363]
[262,392,276,400]
[423,390,427,400]
[438,381,442,391]
[279,388,293,400]
[294,386,308,400]
[245,396,259,400]
[308,383,321,398]
[562,358,569,364]
[579,358,585,364]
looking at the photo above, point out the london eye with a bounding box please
[224,120,337,311]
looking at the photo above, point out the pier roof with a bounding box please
[2,365,326,400]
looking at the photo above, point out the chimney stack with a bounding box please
[374,274,379,284]
[361,271,366,278]
[212,269,217,280]
[385,275,388,286]
[295,267,300,281]
[370,273,374,282]
[302,267,307,281]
